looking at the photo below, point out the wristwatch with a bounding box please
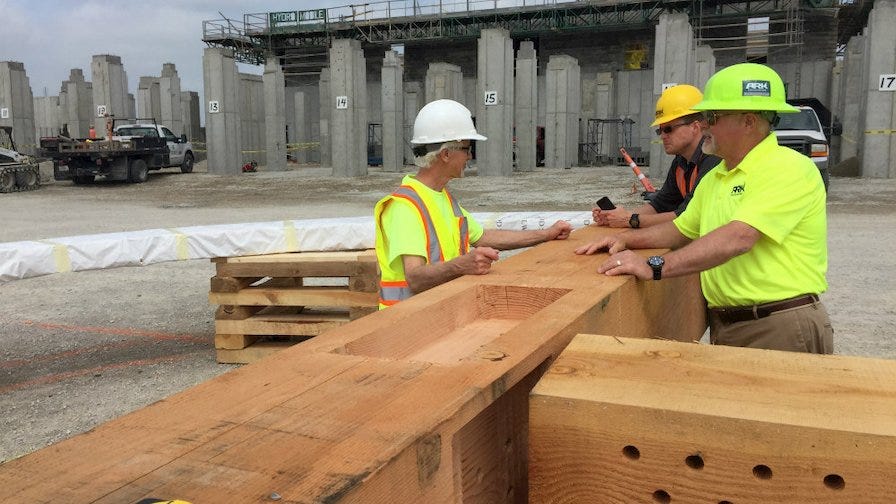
[647,255,664,280]
[629,213,640,229]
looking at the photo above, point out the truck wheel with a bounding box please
[0,168,16,192]
[128,159,148,183]
[180,152,194,173]
[72,175,95,185]
[15,167,39,190]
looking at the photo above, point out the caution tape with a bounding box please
[864,129,896,135]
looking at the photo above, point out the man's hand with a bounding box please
[597,250,652,280]
[546,220,573,240]
[592,205,629,227]
[455,246,500,275]
[603,208,634,228]
[574,235,627,255]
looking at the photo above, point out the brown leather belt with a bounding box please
[709,294,820,325]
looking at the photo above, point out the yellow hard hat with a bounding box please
[652,84,704,126]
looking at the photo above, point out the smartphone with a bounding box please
[595,196,616,211]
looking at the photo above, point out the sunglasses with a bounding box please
[654,121,694,136]
[702,111,746,126]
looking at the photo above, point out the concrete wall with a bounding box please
[91,55,129,133]
[0,61,36,154]
[33,96,60,139]
[60,69,93,139]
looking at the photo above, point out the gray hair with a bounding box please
[414,141,465,168]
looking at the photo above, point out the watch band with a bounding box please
[629,213,640,229]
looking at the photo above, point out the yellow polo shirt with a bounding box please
[673,134,828,307]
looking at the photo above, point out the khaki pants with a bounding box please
[708,301,834,354]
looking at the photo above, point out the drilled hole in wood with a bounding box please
[752,464,773,480]
[718,500,733,504]
[685,454,704,470]
[622,445,640,460]
[652,489,671,503]
[823,474,845,490]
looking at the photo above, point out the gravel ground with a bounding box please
[0,159,894,463]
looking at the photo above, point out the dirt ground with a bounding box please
[1,158,894,463]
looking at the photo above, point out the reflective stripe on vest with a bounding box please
[379,280,412,307]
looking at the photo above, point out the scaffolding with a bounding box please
[580,118,635,167]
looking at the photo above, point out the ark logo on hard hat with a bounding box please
[743,80,771,97]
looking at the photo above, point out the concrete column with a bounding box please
[329,38,368,177]
[514,41,538,172]
[61,69,93,138]
[181,91,200,141]
[318,67,331,167]
[594,72,615,163]
[694,45,716,89]
[137,77,161,121]
[33,96,60,139]
[0,61,36,154]
[545,55,580,169]
[425,63,464,103]
[91,55,129,133]
[381,50,405,172]
[861,0,896,178]
[651,12,695,178]
[239,73,265,166]
[404,81,423,163]
[292,90,308,163]
[202,47,241,175]
[159,63,183,135]
[838,35,867,164]
[475,28,514,176]
[263,57,286,171]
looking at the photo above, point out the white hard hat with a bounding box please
[410,99,487,145]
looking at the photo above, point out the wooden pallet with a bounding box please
[209,249,378,363]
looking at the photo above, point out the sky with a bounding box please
[0,0,347,123]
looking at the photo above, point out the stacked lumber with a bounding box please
[530,335,896,504]
[209,249,378,363]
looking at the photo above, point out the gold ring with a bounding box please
[616,260,622,267]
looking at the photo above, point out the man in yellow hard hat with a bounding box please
[374,99,572,309]
[593,84,721,229]
[575,63,832,354]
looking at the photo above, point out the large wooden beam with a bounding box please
[530,335,896,504]
[0,226,706,502]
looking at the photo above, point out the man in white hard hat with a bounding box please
[374,99,572,309]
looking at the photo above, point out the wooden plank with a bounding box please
[208,286,377,308]
[215,314,348,338]
[0,226,709,502]
[216,340,306,364]
[530,335,896,504]
[214,250,377,279]
[214,333,259,350]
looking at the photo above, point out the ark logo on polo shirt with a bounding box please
[742,80,770,96]
[731,184,745,196]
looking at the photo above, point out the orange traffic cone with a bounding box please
[619,147,657,193]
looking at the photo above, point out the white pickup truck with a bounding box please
[114,123,195,173]
[774,106,831,191]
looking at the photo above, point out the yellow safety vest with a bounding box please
[374,183,470,309]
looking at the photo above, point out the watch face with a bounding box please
[647,256,664,268]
